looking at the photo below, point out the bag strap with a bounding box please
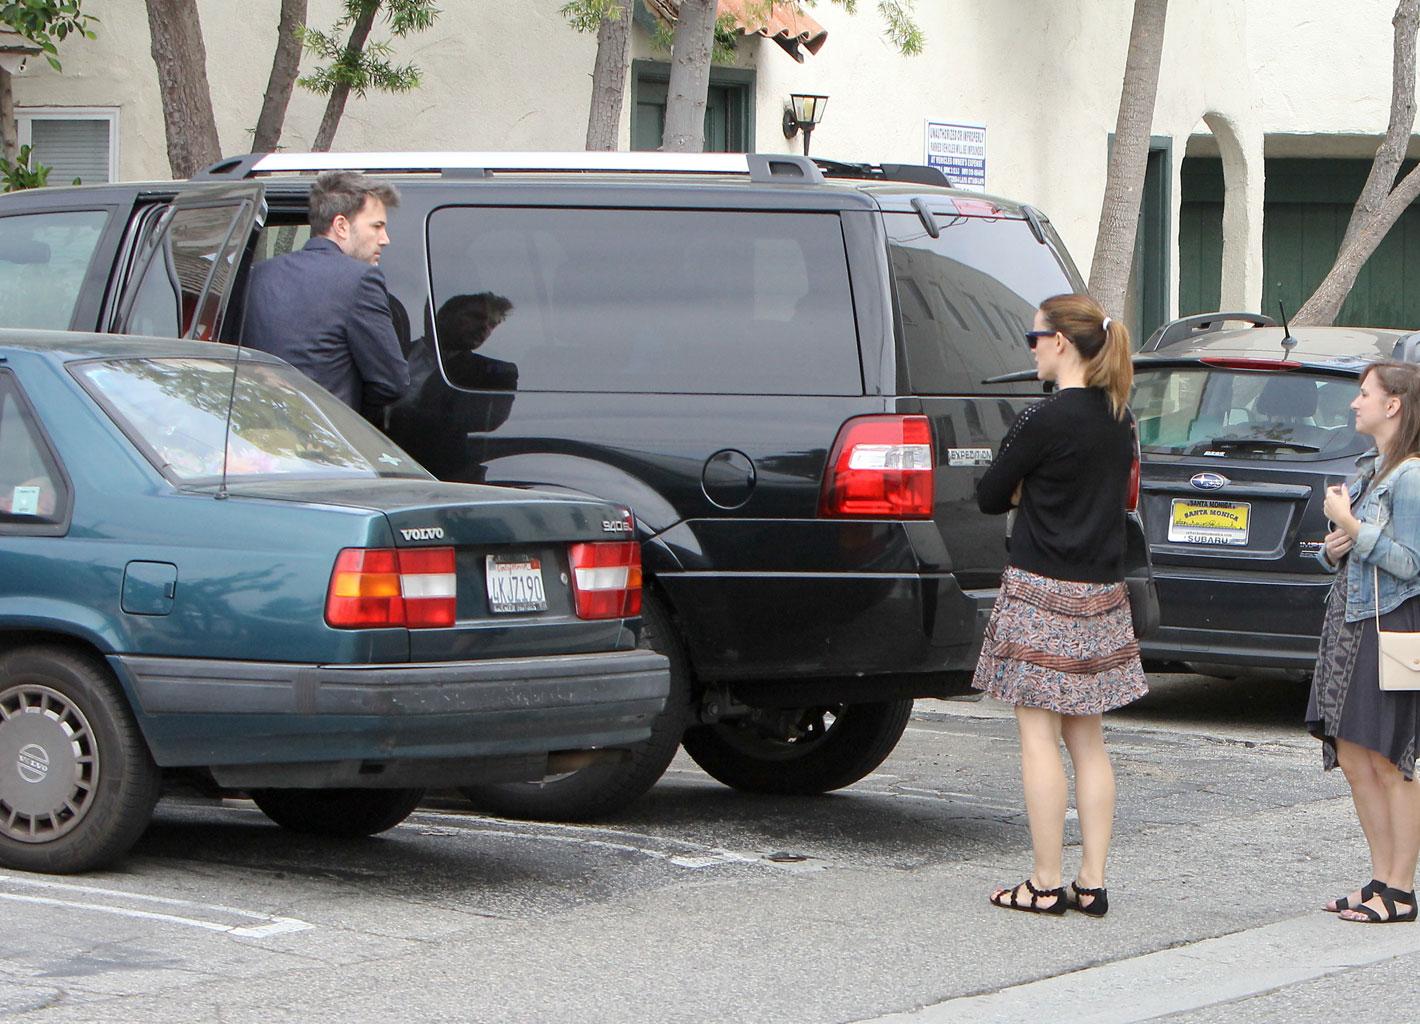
[1376,565,1382,633]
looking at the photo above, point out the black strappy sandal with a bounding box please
[1066,880,1109,917]
[1339,886,1418,924]
[1325,878,1382,914]
[989,878,1067,915]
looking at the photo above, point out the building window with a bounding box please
[17,108,117,185]
[630,61,754,152]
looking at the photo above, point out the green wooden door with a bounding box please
[1180,157,1420,327]
[631,62,753,152]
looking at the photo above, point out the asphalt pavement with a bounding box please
[3,673,1415,1024]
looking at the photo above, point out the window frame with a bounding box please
[0,369,74,537]
[16,106,120,185]
[630,60,755,153]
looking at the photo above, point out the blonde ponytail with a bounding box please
[1039,293,1133,420]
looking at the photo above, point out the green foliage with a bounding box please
[560,0,626,33]
[0,0,97,71]
[297,0,438,98]
[0,144,51,192]
[638,0,922,60]
[650,13,741,63]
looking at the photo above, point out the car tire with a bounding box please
[0,645,161,874]
[458,590,690,821]
[681,697,913,795]
[250,787,426,837]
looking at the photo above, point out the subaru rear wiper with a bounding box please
[1188,436,1321,454]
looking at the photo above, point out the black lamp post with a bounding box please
[782,93,828,157]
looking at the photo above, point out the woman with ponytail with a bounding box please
[973,292,1147,916]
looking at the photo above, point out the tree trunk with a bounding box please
[0,67,15,165]
[145,0,223,179]
[310,2,379,152]
[660,0,716,153]
[1295,0,1420,325]
[252,0,309,153]
[585,0,634,151]
[1087,0,1169,315]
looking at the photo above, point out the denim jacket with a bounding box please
[1317,449,1420,622]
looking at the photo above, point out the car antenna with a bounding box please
[1277,297,1298,358]
[217,293,251,501]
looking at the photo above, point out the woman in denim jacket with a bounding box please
[1306,360,1420,923]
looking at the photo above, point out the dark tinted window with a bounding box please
[425,207,862,395]
[885,212,1075,394]
[122,201,253,340]
[1132,367,1366,461]
[0,210,109,330]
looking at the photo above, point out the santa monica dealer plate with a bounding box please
[1167,498,1251,546]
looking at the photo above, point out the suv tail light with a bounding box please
[819,415,935,518]
[569,541,642,619]
[326,547,457,629]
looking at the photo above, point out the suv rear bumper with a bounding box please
[659,571,994,693]
[1140,624,1319,671]
[111,649,670,774]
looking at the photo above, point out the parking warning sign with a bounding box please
[925,120,987,192]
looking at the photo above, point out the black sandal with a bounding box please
[1325,878,1382,914]
[1339,886,1418,924]
[989,878,1066,915]
[1066,880,1109,917]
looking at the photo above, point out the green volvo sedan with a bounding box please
[0,331,669,874]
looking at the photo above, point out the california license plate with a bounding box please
[485,555,547,613]
[1167,499,1251,546]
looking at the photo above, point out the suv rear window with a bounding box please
[885,212,1075,395]
[1132,367,1365,461]
[425,207,862,395]
[0,210,110,330]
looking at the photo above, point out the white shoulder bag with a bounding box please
[1375,566,1420,691]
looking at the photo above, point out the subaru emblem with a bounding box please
[1190,472,1229,491]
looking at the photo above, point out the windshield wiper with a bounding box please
[1187,436,1321,454]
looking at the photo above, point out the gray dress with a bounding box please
[1306,567,1420,779]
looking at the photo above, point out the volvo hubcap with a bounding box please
[0,684,99,843]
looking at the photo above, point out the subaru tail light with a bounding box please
[326,547,457,629]
[569,541,642,619]
[819,415,935,518]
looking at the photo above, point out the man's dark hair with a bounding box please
[308,171,400,236]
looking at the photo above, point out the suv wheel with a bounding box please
[681,698,912,795]
[459,590,691,821]
[0,646,161,873]
[250,787,426,837]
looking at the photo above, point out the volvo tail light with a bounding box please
[819,415,935,518]
[325,547,457,629]
[569,541,642,619]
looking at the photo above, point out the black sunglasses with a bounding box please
[1024,329,1055,350]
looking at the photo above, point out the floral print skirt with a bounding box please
[971,566,1149,716]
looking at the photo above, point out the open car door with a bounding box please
[110,183,266,342]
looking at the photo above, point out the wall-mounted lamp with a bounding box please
[782,93,828,156]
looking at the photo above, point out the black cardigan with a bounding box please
[976,387,1133,583]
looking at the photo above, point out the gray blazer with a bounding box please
[241,237,409,409]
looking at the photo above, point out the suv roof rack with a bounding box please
[193,151,825,185]
[1142,311,1278,352]
[811,159,951,187]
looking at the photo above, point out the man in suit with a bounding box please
[242,171,410,412]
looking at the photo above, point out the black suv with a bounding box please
[1133,312,1418,679]
[0,151,1147,818]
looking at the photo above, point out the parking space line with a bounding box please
[0,873,313,938]
[406,811,817,871]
